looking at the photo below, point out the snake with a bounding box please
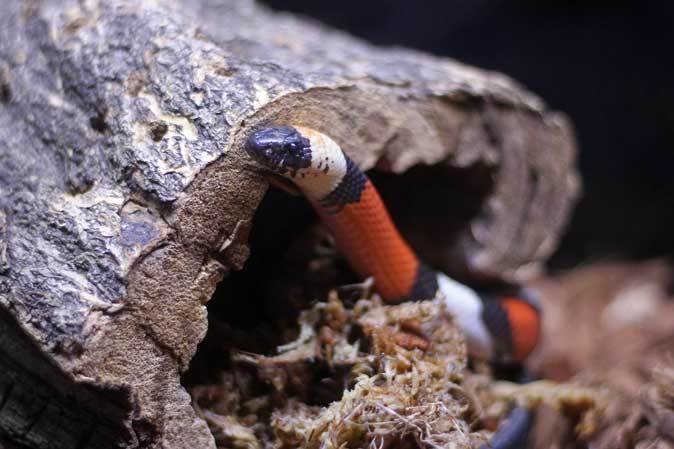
[245,125,541,447]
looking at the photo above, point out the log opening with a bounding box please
[183,158,496,397]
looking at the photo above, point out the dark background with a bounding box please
[262,0,674,268]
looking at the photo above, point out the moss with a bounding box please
[192,291,496,448]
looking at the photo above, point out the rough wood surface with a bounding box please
[0,0,579,447]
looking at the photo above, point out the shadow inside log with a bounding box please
[0,307,132,449]
[371,162,495,284]
[182,186,346,388]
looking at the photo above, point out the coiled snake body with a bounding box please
[245,125,540,448]
[246,125,541,363]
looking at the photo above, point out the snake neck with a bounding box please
[280,126,350,201]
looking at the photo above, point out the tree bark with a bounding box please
[0,0,579,447]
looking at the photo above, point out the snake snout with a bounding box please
[246,126,312,172]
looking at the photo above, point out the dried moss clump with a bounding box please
[271,297,487,449]
[586,362,674,449]
[194,292,494,448]
[191,287,617,449]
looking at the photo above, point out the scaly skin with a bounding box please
[246,124,539,449]
[245,125,541,364]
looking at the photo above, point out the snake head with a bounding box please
[246,126,312,174]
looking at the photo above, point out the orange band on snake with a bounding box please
[246,125,541,363]
[314,179,421,301]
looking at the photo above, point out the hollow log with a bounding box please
[0,0,579,447]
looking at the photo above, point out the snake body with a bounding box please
[246,125,541,364]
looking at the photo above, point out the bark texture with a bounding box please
[0,0,579,447]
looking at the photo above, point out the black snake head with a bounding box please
[246,126,312,174]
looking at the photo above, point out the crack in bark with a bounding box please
[0,381,14,415]
[74,421,97,449]
[21,400,49,437]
